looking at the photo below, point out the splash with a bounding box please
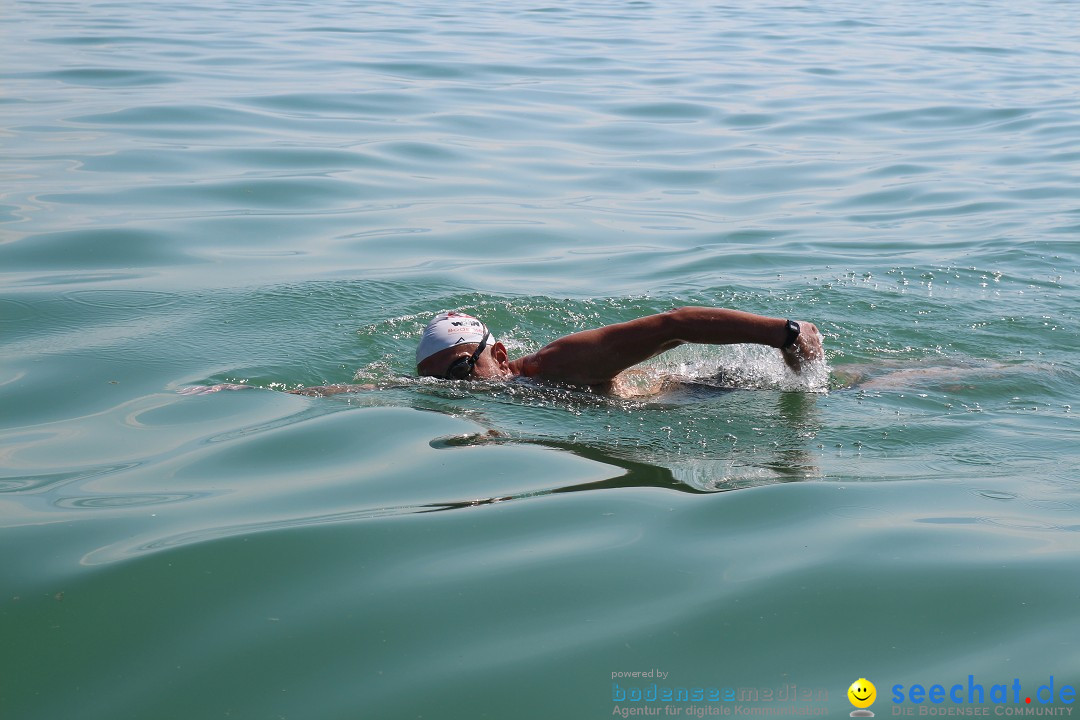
[628,343,831,395]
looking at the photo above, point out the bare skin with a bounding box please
[182,307,822,397]
[287,384,375,396]
[416,307,822,390]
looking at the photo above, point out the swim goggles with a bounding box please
[444,330,490,380]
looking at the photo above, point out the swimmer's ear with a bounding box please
[491,341,510,368]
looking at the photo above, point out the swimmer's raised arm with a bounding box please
[512,307,822,386]
[189,309,824,395]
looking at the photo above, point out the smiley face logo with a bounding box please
[848,678,876,710]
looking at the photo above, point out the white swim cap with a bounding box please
[416,311,497,365]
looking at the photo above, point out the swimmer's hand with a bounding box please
[780,321,823,373]
[178,383,253,395]
[178,383,377,397]
[287,384,376,397]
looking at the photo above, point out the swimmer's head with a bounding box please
[416,311,507,379]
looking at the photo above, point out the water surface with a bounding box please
[2,0,1078,717]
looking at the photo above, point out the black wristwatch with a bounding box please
[782,320,800,349]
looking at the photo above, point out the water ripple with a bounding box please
[4,0,1080,716]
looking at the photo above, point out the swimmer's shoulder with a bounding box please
[509,353,542,379]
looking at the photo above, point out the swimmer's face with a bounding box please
[848,679,876,709]
[417,342,510,380]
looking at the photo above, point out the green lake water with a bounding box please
[2,0,1078,717]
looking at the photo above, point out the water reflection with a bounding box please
[426,379,824,498]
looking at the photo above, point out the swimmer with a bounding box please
[180,307,822,397]
[298,307,822,396]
